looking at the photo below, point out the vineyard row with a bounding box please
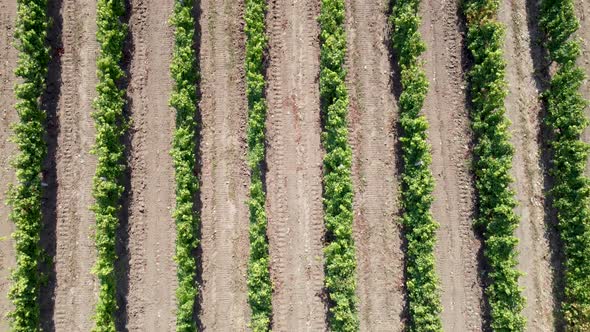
[540,0,590,328]
[91,0,128,330]
[169,0,200,330]
[244,0,273,330]
[390,0,442,330]
[463,0,526,330]
[8,0,50,330]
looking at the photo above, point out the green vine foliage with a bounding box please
[91,0,127,330]
[244,0,272,331]
[463,0,525,330]
[319,0,358,331]
[8,0,50,330]
[169,0,200,330]
[540,0,590,329]
[390,0,442,330]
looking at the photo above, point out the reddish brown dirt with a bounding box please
[499,0,555,330]
[265,0,327,331]
[0,1,18,330]
[198,0,251,330]
[49,0,99,330]
[420,1,484,331]
[344,0,405,331]
[123,0,178,330]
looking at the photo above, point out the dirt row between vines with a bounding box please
[123,0,178,330]
[44,0,98,330]
[500,0,555,329]
[345,0,404,331]
[265,0,327,331]
[420,0,484,330]
[198,0,251,330]
[0,1,18,331]
[579,0,590,169]
[0,0,586,331]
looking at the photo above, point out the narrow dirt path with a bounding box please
[49,0,99,330]
[580,3,590,86]
[499,0,555,330]
[344,0,405,331]
[124,0,178,330]
[0,1,18,329]
[198,0,250,330]
[265,0,326,331]
[578,0,590,174]
[420,1,484,331]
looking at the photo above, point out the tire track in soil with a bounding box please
[124,0,178,330]
[499,0,554,330]
[420,1,484,331]
[0,2,18,330]
[265,0,327,331]
[344,0,405,331]
[50,0,99,330]
[198,0,250,330]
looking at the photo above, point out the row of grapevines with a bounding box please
[169,0,200,330]
[390,1,442,330]
[91,0,127,330]
[318,0,358,331]
[244,0,272,331]
[8,0,50,330]
[540,0,590,329]
[463,0,526,330]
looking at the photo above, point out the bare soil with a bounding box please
[345,0,405,331]
[123,0,178,330]
[499,0,555,330]
[197,0,251,330]
[48,0,99,330]
[265,0,327,331]
[579,0,590,88]
[420,1,484,331]
[579,0,590,173]
[0,1,18,330]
